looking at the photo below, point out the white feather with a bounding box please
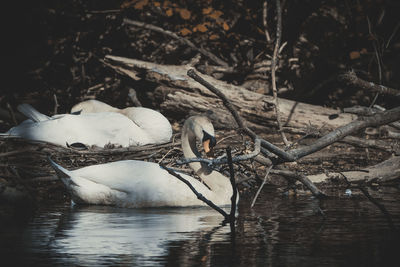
[17,104,51,122]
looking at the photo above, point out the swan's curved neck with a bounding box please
[181,124,206,174]
[181,121,230,193]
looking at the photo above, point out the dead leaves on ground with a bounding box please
[121,0,231,40]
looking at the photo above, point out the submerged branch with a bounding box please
[271,169,327,197]
[226,147,237,224]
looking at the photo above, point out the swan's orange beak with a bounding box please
[202,131,216,157]
[203,139,215,157]
[203,139,211,154]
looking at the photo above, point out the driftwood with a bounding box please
[339,70,400,97]
[103,55,357,133]
[307,156,400,184]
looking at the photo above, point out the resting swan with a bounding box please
[3,103,171,147]
[48,115,237,208]
[71,100,172,144]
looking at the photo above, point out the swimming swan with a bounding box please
[71,100,172,144]
[48,115,237,208]
[3,103,170,147]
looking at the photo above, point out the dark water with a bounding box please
[1,186,400,266]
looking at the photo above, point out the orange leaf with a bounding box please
[180,28,192,36]
[165,8,173,17]
[209,10,223,19]
[163,1,171,8]
[120,0,136,9]
[134,0,148,10]
[222,22,230,31]
[209,34,219,40]
[349,51,360,60]
[360,48,368,54]
[202,7,213,15]
[179,8,191,20]
[154,1,161,7]
[196,24,208,32]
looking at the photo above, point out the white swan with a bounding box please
[3,103,170,147]
[49,115,237,208]
[71,100,172,144]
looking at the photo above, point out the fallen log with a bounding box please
[104,55,357,134]
[307,156,400,184]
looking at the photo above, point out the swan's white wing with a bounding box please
[7,112,152,147]
[124,107,172,143]
[73,160,210,207]
[17,103,51,122]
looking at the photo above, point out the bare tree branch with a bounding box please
[226,147,237,224]
[251,165,273,208]
[270,169,327,197]
[289,106,400,160]
[271,0,290,146]
[186,66,400,191]
[340,173,395,230]
[177,138,261,166]
[263,1,271,43]
[160,164,230,219]
[339,70,400,97]
[53,94,59,115]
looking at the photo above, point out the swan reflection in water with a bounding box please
[27,205,232,266]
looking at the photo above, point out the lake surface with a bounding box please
[1,186,400,266]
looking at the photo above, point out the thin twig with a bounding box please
[158,147,180,164]
[263,1,271,43]
[340,173,395,231]
[6,103,17,126]
[160,164,230,219]
[53,93,59,115]
[187,69,254,136]
[127,88,143,107]
[270,169,326,197]
[271,0,289,147]
[177,138,260,166]
[123,19,229,67]
[251,165,273,208]
[289,106,400,160]
[367,16,383,107]
[339,70,400,97]
[226,147,237,224]
[386,21,400,48]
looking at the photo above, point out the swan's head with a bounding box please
[186,116,216,155]
[71,100,116,114]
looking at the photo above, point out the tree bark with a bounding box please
[307,156,400,184]
[104,55,357,134]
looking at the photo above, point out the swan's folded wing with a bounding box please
[17,104,51,122]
